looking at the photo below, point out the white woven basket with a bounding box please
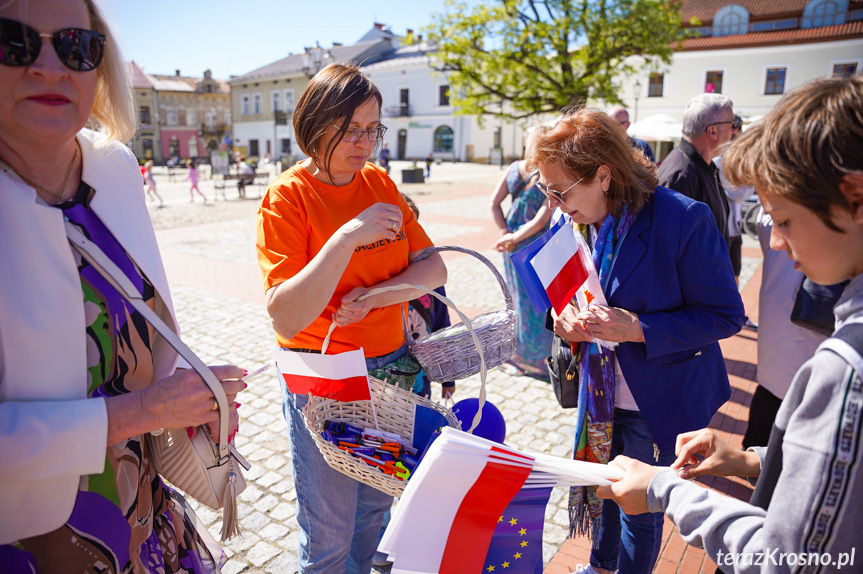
[408,246,516,383]
[302,283,489,496]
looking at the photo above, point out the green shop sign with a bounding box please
[408,122,432,128]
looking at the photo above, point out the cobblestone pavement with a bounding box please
[147,161,761,573]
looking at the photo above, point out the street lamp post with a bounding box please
[633,79,642,138]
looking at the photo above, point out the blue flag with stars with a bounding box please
[481,487,552,573]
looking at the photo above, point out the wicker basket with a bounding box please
[408,246,517,383]
[304,375,460,496]
[302,283,491,496]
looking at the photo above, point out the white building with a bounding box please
[611,0,863,159]
[362,44,523,163]
[229,37,395,162]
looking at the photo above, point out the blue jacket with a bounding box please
[610,186,745,451]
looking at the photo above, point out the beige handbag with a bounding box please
[66,222,250,541]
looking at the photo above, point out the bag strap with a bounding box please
[511,168,539,202]
[65,221,239,465]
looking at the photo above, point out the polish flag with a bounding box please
[530,222,590,315]
[380,439,532,572]
[275,347,372,401]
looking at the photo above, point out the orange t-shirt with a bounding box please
[256,162,434,357]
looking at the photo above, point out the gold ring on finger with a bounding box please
[211,399,219,411]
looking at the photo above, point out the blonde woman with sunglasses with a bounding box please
[0,1,247,571]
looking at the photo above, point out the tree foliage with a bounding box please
[425,0,687,120]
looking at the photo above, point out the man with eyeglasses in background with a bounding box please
[609,105,655,164]
[658,93,737,245]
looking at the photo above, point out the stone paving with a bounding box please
[145,161,762,573]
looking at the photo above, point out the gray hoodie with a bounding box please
[646,273,863,573]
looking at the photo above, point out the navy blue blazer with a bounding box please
[609,186,745,451]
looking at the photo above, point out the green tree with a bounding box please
[425,0,687,120]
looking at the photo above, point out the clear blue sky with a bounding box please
[104,0,479,80]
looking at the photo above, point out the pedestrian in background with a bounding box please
[143,158,163,207]
[186,159,207,203]
[378,141,391,173]
[658,93,736,244]
[256,62,446,574]
[425,152,433,179]
[608,105,655,163]
[530,108,744,574]
[597,75,863,574]
[0,0,246,570]
[490,137,553,377]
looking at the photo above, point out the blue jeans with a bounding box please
[280,345,406,574]
[590,409,676,573]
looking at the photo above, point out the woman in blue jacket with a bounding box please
[527,108,745,574]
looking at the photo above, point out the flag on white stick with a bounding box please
[275,347,372,402]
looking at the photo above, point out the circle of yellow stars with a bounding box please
[484,515,530,571]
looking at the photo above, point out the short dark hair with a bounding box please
[723,76,863,231]
[527,107,656,216]
[293,63,383,182]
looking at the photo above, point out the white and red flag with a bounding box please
[378,428,624,573]
[275,347,372,402]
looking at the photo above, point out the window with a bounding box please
[167,110,177,126]
[189,136,198,158]
[648,73,664,97]
[433,125,454,152]
[284,89,295,111]
[765,68,786,95]
[206,110,217,129]
[713,5,749,36]
[272,91,281,112]
[169,136,180,157]
[142,138,153,159]
[439,85,450,106]
[241,95,250,116]
[833,63,858,78]
[187,110,196,126]
[802,0,847,28]
[249,139,260,157]
[226,110,232,125]
[253,93,262,115]
[139,105,151,125]
[705,71,723,94]
[399,88,410,116]
[280,138,292,156]
[750,18,797,32]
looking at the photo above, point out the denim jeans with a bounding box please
[590,408,676,573]
[280,345,407,574]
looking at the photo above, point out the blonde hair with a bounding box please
[84,0,135,143]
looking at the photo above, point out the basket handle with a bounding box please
[411,246,514,313]
[321,283,487,435]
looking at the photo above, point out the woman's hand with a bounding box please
[337,203,403,249]
[334,286,375,327]
[141,365,246,431]
[553,305,593,343]
[494,233,516,252]
[578,305,645,343]
[671,429,762,479]
[595,455,659,515]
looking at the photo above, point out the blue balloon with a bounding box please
[452,398,506,443]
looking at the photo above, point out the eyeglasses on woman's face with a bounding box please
[536,167,598,203]
[0,17,106,72]
[333,124,388,143]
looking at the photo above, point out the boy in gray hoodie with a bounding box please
[595,75,863,573]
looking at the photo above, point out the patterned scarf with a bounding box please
[568,206,637,542]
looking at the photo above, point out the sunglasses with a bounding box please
[333,124,388,143]
[536,168,598,203]
[708,118,743,131]
[0,17,106,72]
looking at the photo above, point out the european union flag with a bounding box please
[481,487,552,573]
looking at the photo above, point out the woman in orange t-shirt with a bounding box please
[256,63,446,574]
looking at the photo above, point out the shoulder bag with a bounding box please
[65,222,250,541]
[546,334,579,408]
